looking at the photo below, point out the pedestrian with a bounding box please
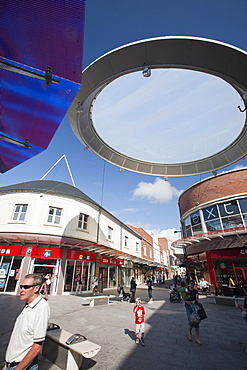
[133,298,145,346]
[199,278,210,294]
[2,274,50,370]
[182,280,202,345]
[147,275,153,303]
[92,275,99,295]
[45,273,51,295]
[75,274,82,295]
[130,277,137,303]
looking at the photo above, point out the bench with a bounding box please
[82,295,114,307]
[42,329,101,370]
[206,295,245,307]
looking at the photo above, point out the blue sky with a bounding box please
[1,0,247,241]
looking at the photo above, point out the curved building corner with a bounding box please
[173,168,247,295]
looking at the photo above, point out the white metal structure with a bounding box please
[68,36,247,177]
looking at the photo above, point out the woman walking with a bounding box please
[183,280,202,345]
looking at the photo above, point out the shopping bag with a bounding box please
[196,302,207,320]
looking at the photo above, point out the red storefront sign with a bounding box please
[99,255,124,266]
[67,250,97,262]
[31,246,63,259]
[0,245,26,256]
[208,248,247,259]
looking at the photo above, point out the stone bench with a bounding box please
[206,295,245,307]
[42,329,101,370]
[82,295,114,307]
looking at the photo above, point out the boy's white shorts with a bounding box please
[135,322,145,334]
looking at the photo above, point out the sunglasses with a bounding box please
[20,284,37,290]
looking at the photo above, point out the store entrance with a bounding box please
[33,258,58,294]
[235,268,247,285]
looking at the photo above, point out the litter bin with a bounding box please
[98,280,103,293]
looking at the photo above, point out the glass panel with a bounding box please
[218,200,240,217]
[64,260,74,292]
[109,267,116,287]
[192,223,203,235]
[221,215,243,230]
[190,211,200,226]
[205,219,222,232]
[81,263,88,291]
[213,259,236,293]
[238,198,247,213]
[202,205,219,221]
[6,257,22,292]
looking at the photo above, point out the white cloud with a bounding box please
[126,220,153,229]
[111,208,138,216]
[131,177,183,203]
[146,228,181,242]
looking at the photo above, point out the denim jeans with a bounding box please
[7,364,38,370]
[6,357,38,370]
[185,303,200,329]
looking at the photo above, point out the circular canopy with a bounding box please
[68,36,247,177]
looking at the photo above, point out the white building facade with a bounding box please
[0,180,147,295]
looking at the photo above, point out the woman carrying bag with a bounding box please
[183,280,202,345]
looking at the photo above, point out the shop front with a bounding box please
[120,259,132,286]
[97,255,124,289]
[187,248,247,294]
[207,248,247,290]
[64,250,96,293]
[0,246,25,293]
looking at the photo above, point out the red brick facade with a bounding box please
[179,168,247,216]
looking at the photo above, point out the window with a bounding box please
[47,207,62,225]
[124,236,128,247]
[78,213,88,230]
[143,245,146,255]
[108,227,113,240]
[136,242,139,253]
[12,204,28,221]
[149,249,153,258]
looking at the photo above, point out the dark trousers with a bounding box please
[130,291,136,303]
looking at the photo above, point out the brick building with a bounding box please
[172,168,247,294]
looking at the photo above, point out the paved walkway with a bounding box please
[1,284,247,370]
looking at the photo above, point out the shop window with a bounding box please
[218,200,240,218]
[108,226,113,240]
[242,214,247,226]
[47,207,62,225]
[136,242,139,253]
[239,198,247,213]
[221,215,243,230]
[202,205,219,221]
[205,219,222,232]
[78,213,88,230]
[184,216,192,237]
[12,204,28,222]
[192,223,203,235]
[190,211,201,226]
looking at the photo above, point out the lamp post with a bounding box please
[174,230,189,282]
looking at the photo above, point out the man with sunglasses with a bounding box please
[2,274,50,370]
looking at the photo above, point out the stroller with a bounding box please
[117,285,130,302]
[169,284,182,303]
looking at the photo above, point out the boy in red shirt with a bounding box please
[133,298,145,346]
